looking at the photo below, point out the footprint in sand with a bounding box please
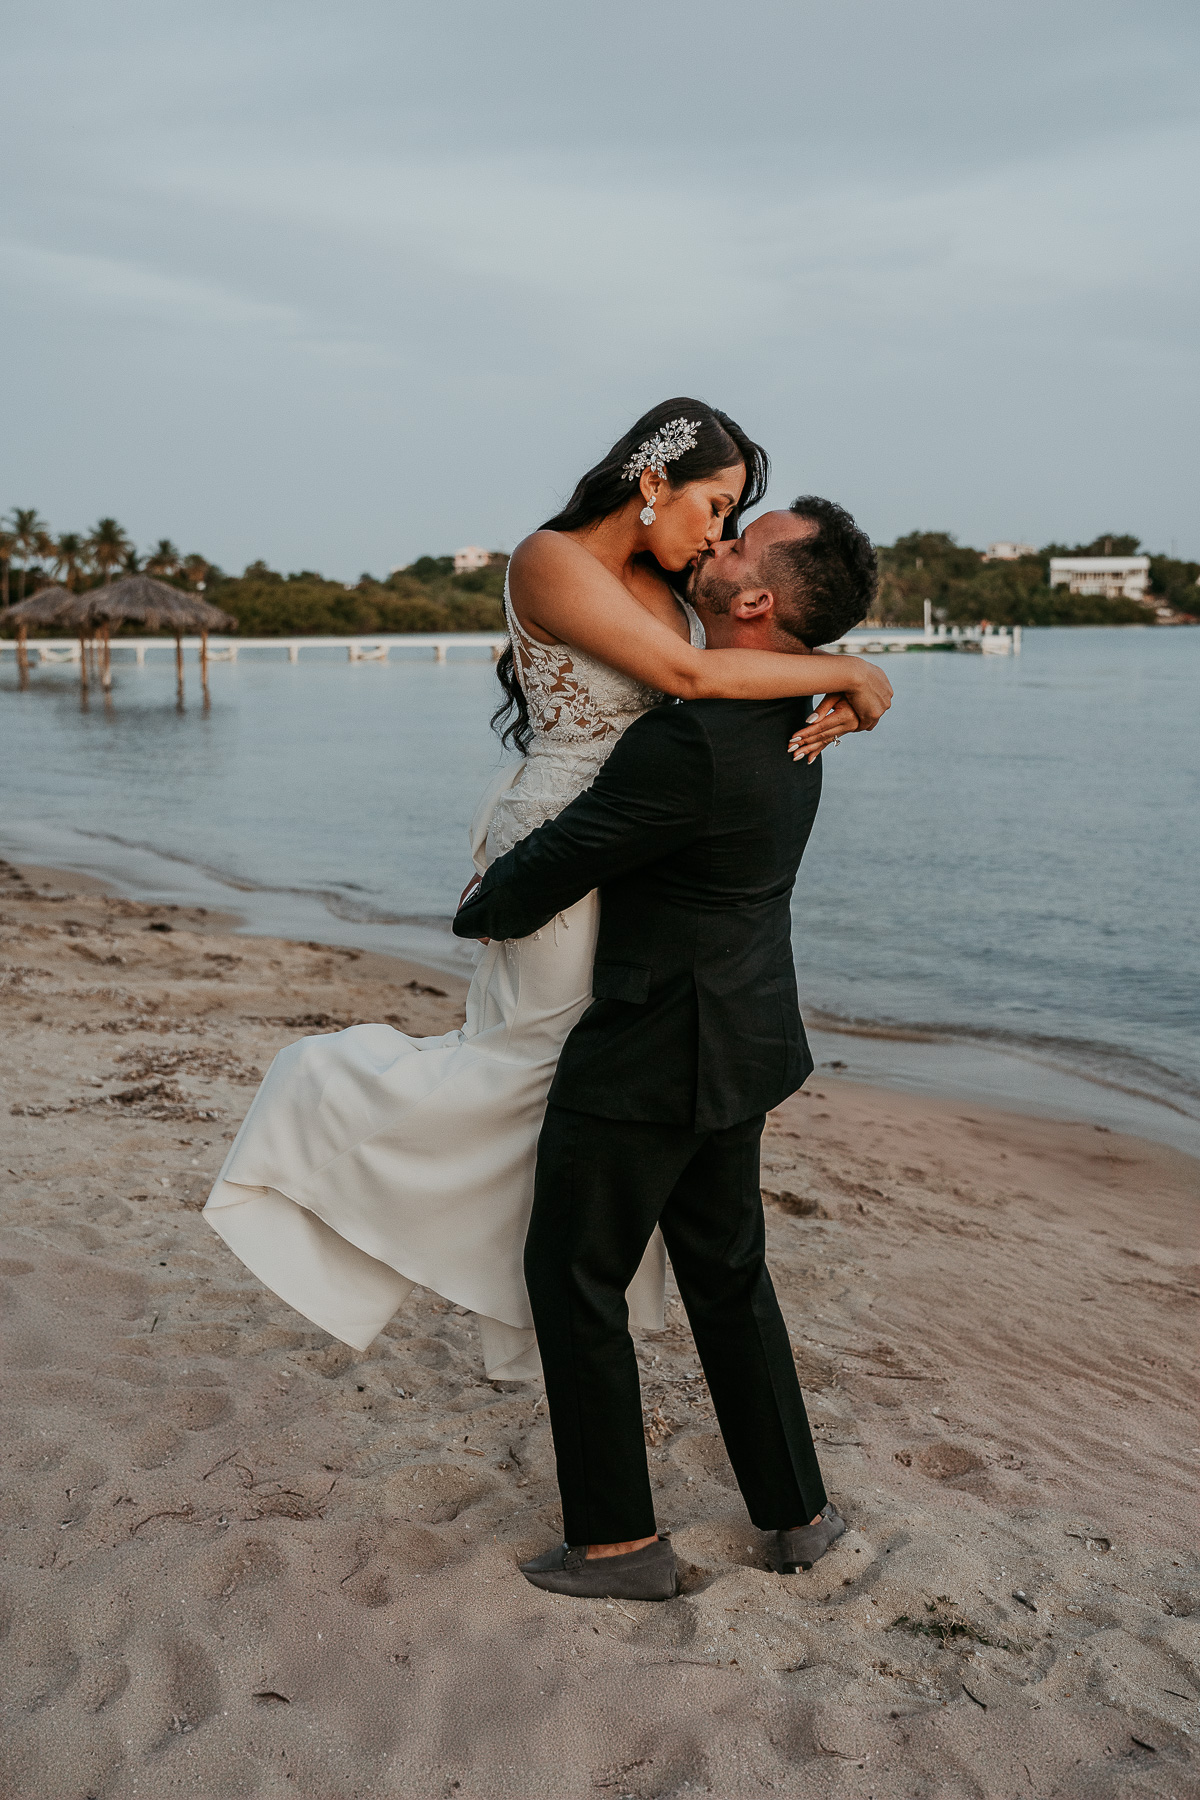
[210,1536,288,1602]
[164,1384,233,1432]
[384,1463,498,1523]
[915,1443,986,1481]
[151,1639,222,1748]
[77,1656,130,1714]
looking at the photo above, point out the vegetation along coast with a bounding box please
[2,510,1197,639]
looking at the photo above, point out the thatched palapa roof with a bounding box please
[88,575,236,634]
[1,585,99,633]
[2,578,236,637]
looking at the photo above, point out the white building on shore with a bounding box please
[453,545,492,575]
[983,541,1035,561]
[1048,556,1150,601]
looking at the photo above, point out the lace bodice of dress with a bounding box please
[485,575,706,861]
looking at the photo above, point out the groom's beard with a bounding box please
[689,554,814,647]
[688,553,745,615]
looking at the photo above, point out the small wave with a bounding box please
[319,894,453,930]
[51,833,1200,1123]
[805,1008,1200,1118]
[74,829,450,931]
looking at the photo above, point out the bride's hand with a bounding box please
[457,876,489,945]
[788,698,860,763]
[836,654,893,728]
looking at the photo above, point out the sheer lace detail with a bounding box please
[486,575,705,862]
[508,603,628,743]
[504,593,663,745]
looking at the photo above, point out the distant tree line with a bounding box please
[0,511,509,635]
[872,532,1198,627]
[216,556,508,636]
[3,508,1195,635]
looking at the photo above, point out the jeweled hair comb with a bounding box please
[621,417,701,482]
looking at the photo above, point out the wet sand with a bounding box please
[1,861,1197,1798]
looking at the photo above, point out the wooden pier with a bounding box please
[825,623,1022,655]
[1,633,507,666]
[2,622,1020,667]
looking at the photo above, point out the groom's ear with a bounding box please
[731,588,776,622]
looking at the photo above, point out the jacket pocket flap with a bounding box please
[591,961,651,1004]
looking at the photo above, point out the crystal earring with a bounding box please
[639,489,657,527]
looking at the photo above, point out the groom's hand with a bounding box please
[457,875,489,945]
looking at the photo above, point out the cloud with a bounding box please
[1,0,1196,567]
[0,239,303,333]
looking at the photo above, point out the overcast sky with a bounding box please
[3,0,1197,575]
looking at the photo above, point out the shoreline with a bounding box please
[7,842,1197,1160]
[8,857,472,1004]
[1,819,482,978]
[805,1021,1200,1160]
[13,850,1197,1169]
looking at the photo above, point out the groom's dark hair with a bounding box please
[766,497,878,647]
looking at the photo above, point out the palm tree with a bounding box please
[53,532,88,592]
[145,539,180,578]
[8,508,48,603]
[87,518,130,586]
[182,552,211,592]
[32,527,55,589]
[121,546,143,574]
[0,530,15,607]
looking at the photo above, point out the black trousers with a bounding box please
[524,1104,828,1546]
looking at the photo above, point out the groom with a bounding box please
[454,496,882,1600]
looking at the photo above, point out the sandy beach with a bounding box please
[1,858,1197,1799]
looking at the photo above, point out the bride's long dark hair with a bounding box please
[492,398,770,753]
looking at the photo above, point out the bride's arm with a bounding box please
[509,532,893,727]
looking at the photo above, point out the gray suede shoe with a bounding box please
[775,1503,847,1573]
[520,1533,679,1600]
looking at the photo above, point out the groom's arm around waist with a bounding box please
[453,705,715,944]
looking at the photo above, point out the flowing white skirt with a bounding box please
[203,766,665,1380]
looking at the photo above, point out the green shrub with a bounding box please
[873,532,1160,627]
[204,556,508,634]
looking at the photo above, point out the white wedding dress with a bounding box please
[203,591,707,1379]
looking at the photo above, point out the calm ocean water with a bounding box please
[2,628,1197,1153]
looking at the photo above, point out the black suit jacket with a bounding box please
[453,698,822,1131]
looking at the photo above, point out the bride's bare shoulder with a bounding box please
[511,530,588,576]
[510,531,623,606]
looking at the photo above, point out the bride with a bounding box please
[203,399,892,1378]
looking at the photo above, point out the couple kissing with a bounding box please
[205,398,893,1601]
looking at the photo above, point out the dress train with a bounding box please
[204,765,666,1380]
